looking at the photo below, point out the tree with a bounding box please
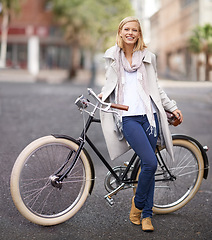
[0,0,21,68]
[188,24,212,81]
[50,0,133,78]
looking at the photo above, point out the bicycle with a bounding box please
[10,88,209,226]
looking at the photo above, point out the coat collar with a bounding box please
[142,50,152,63]
[103,45,116,60]
[104,45,152,64]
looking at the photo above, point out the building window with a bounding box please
[6,43,27,69]
[40,45,70,69]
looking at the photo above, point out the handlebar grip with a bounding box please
[111,103,129,111]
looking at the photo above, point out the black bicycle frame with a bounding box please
[57,113,139,184]
[57,113,175,184]
[82,115,139,184]
[155,146,176,181]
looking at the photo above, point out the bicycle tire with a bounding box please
[10,136,93,226]
[133,139,204,214]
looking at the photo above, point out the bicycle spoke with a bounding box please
[13,139,91,221]
[38,188,54,215]
[24,180,51,208]
[153,140,203,211]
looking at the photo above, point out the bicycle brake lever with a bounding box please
[101,104,111,112]
[87,88,108,106]
[75,95,88,109]
[100,107,120,116]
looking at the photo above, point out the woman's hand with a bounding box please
[172,109,183,123]
[98,93,103,99]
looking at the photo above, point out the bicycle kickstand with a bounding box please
[104,183,125,206]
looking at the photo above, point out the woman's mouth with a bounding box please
[126,36,134,40]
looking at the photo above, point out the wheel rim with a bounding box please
[19,143,86,218]
[154,143,201,209]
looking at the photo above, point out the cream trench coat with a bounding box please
[100,46,178,160]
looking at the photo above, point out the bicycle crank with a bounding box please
[104,183,125,206]
[104,165,133,193]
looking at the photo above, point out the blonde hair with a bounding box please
[116,16,147,52]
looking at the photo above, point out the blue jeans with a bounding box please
[122,114,159,218]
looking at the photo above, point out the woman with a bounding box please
[99,16,183,232]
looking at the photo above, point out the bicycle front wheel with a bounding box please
[10,136,93,226]
[134,139,204,214]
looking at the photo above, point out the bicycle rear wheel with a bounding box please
[10,136,93,226]
[134,139,204,214]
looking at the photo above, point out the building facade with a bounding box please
[130,0,160,43]
[0,0,70,75]
[149,0,212,81]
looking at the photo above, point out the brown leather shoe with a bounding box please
[129,196,142,225]
[142,217,154,232]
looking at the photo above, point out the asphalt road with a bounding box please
[0,80,211,240]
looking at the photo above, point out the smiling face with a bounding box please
[119,21,141,48]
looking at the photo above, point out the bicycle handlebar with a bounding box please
[110,103,129,111]
[87,88,129,111]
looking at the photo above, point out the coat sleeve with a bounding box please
[151,54,178,112]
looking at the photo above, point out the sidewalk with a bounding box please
[159,78,212,88]
[0,69,69,84]
[0,68,212,88]
[0,69,35,83]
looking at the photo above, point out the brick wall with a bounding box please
[1,0,53,27]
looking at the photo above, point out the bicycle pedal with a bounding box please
[104,196,114,206]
